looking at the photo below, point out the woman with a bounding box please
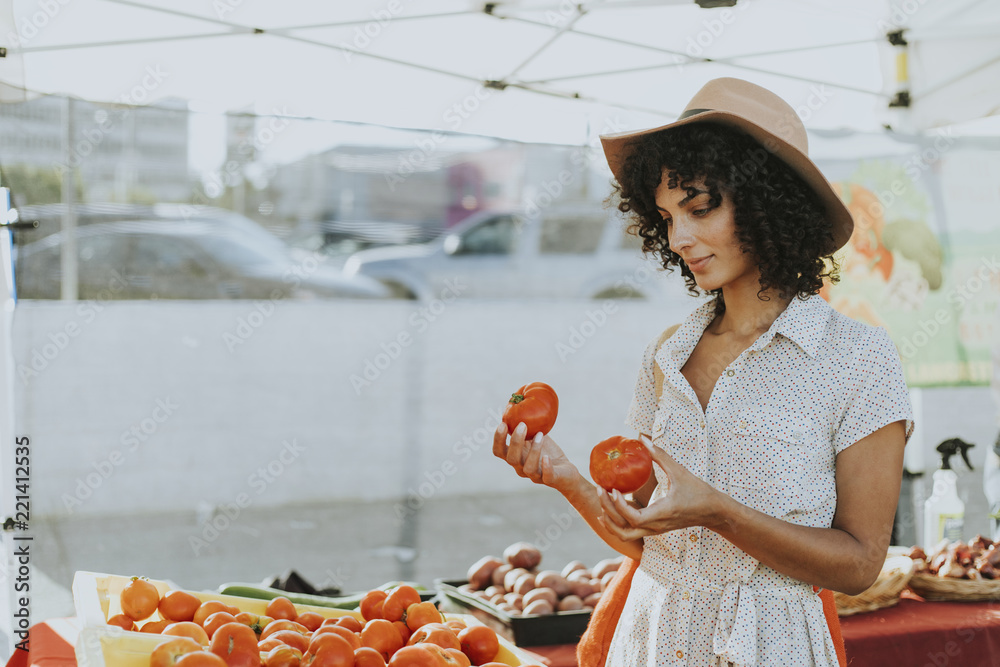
[492,78,914,666]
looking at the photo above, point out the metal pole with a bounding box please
[0,186,15,657]
[60,96,78,301]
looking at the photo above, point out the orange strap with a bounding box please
[819,587,848,667]
[576,556,638,667]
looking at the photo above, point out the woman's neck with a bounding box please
[709,283,794,340]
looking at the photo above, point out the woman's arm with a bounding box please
[600,420,906,594]
[493,421,644,561]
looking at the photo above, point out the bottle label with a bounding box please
[940,514,964,542]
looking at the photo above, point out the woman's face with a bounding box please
[654,171,758,293]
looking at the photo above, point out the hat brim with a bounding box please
[600,110,853,255]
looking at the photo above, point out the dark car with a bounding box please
[15,218,389,300]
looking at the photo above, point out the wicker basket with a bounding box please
[907,572,1000,602]
[834,555,914,616]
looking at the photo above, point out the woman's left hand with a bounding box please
[598,437,723,540]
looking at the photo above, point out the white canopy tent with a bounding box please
[0,0,997,146]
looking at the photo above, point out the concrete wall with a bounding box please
[12,300,998,540]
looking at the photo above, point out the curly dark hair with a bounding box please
[607,122,841,316]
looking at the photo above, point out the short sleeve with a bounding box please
[832,326,915,454]
[624,334,660,436]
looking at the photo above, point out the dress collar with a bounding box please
[663,292,832,362]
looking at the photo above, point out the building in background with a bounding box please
[0,94,190,204]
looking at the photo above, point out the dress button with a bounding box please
[676,650,684,659]
[699,419,705,429]
[682,591,690,601]
[689,533,698,542]
[726,369,735,377]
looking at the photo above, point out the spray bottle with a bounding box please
[923,438,974,552]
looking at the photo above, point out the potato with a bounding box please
[497,602,520,616]
[473,590,491,601]
[567,569,592,583]
[491,563,513,588]
[484,585,504,599]
[504,567,529,592]
[504,542,543,570]
[561,560,588,578]
[534,571,570,597]
[467,556,504,590]
[503,592,524,611]
[522,599,554,616]
[513,574,536,596]
[569,579,596,599]
[557,595,584,612]
[583,592,603,607]
[522,587,558,608]
[591,557,624,580]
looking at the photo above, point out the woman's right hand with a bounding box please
[493,421,579,493]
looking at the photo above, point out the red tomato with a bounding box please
[163,622,210,646]
[457,625,499,665]
[264,645,301,667]
[209,622,259,667]
[175,652,228,667]
[589,435,652,494]
[120,577,160,621]
[107,614,136,632]
[158,591,202,623]
[149,638,203,667]
[502,382,558,439]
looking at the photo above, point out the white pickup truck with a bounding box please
[342,205,686,301]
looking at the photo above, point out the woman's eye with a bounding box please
[693,208,709,217]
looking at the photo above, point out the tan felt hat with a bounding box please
[600,77,854,254]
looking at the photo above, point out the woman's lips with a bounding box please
[688,255,712,272]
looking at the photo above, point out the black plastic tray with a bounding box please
[435,579,591,647]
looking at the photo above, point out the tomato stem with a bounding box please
[608,450,621,461]
[509,393,525,404]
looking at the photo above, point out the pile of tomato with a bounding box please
[112,577,528,667]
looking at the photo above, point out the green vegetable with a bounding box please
[216,581,428,610]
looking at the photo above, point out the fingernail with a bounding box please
[533,432,543,444]
[515,422,526,436]
[496,423,505,435]
[613,489,621,501]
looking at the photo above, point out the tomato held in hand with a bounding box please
[589,436,652,494]
[502,382,558,439]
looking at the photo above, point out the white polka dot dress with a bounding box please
[606,293,915,667]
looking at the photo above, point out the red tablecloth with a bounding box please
[529,594,1000,666]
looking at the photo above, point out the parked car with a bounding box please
[15,218,390,300]
[341,205,683,300]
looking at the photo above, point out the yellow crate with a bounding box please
[72,571,532,667]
